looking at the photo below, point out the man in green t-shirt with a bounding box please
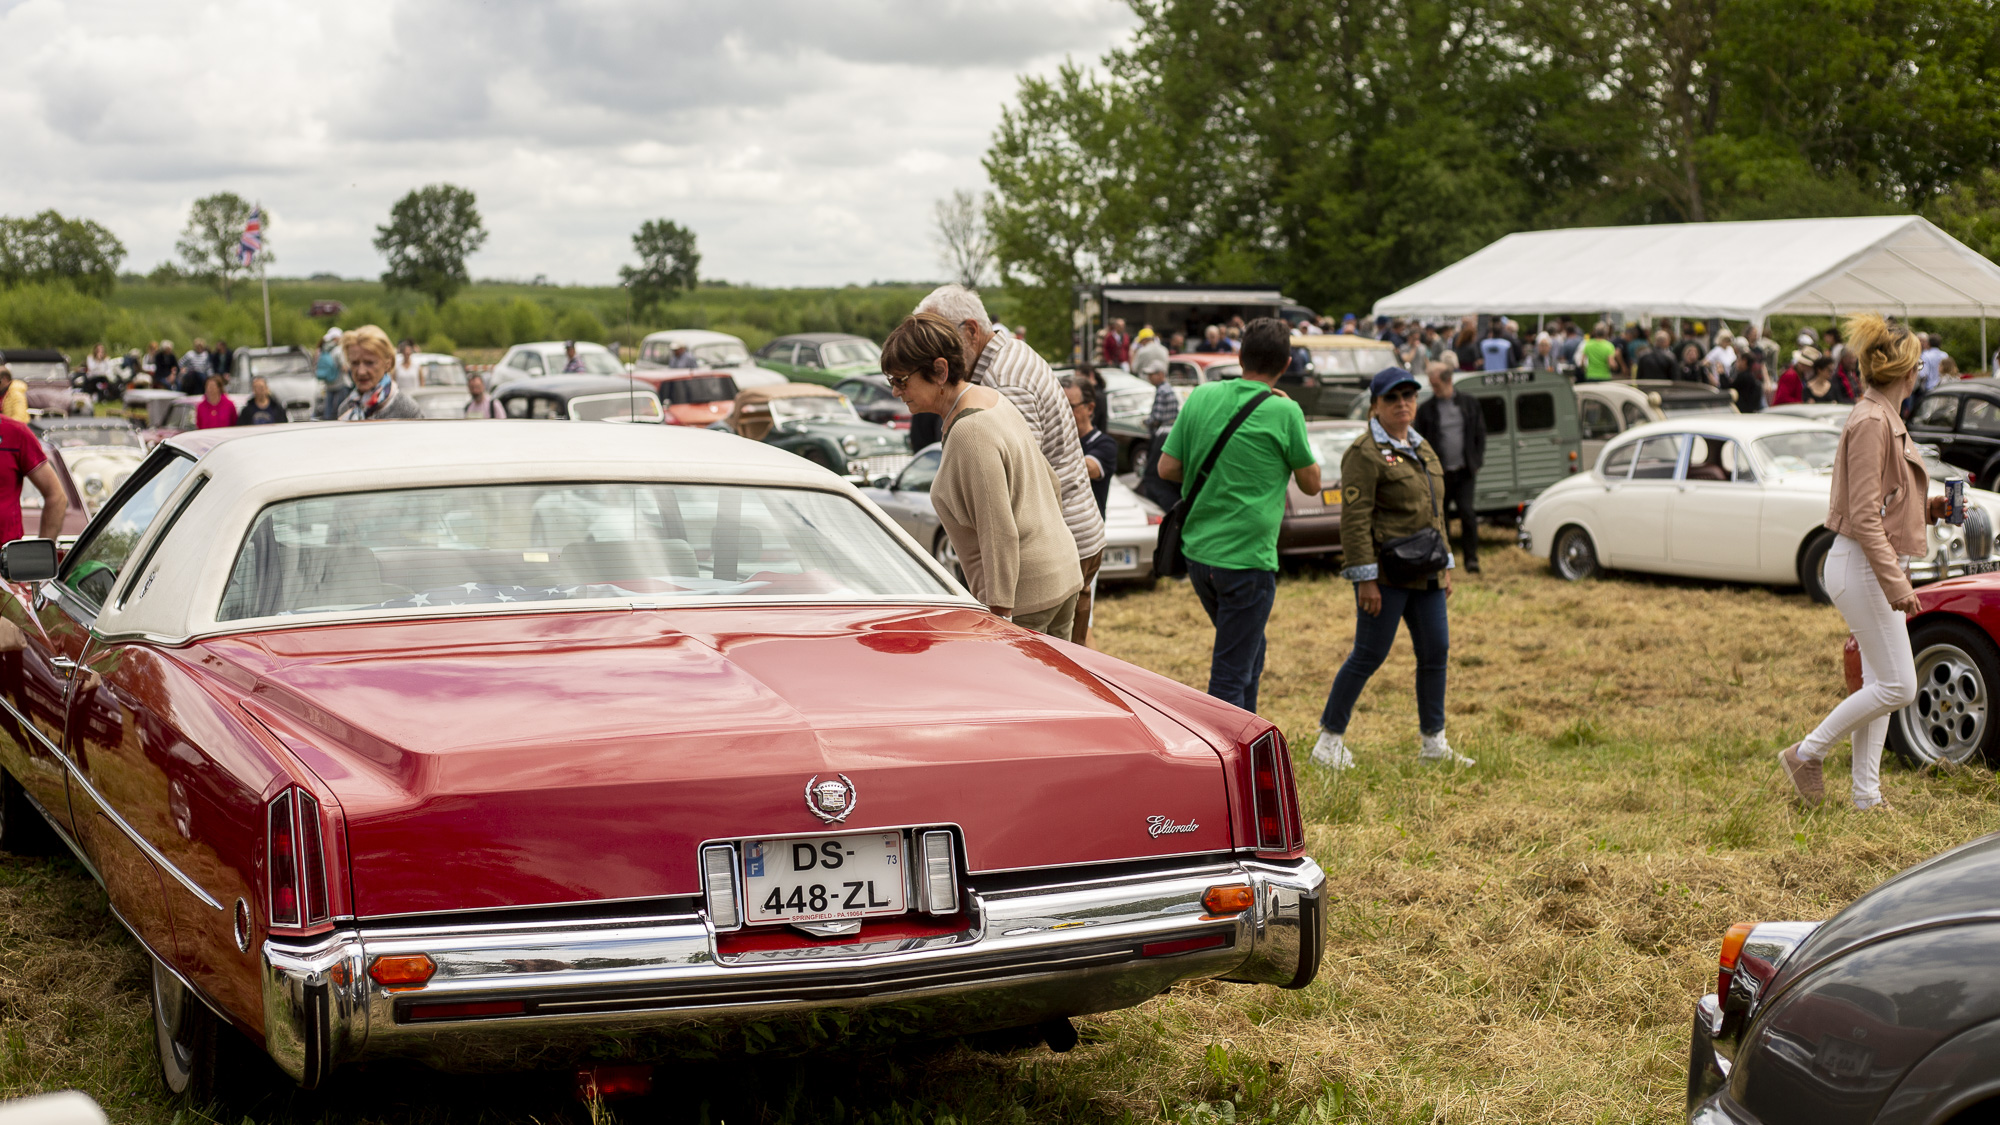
[1159,318,1321,712]
[1578,323,1618,381]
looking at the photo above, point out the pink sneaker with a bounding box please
[1780,744,1823,807]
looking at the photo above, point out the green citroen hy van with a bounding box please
[1349,367,1583,516]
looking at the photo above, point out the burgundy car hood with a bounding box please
[205,607,1236,918]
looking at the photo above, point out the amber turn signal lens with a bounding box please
[1716,921,1757,997]
[368,953,437,990]
[1202,884,1256,915]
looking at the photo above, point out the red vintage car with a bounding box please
[1840,567,2000,765]
[0,421,1323,1099]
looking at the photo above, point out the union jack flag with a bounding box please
[237,206,262,265]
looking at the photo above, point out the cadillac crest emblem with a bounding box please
[803,774,858,824]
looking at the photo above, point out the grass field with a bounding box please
[0,531,1993,1124]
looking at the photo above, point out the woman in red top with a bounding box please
[195,375,237,429]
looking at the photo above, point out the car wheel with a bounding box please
[933,531,965,585]
[151,956,270,1105]
[1890,619,2000,767]
[1130,444,1151,479]
[1981,455,2000,492]
[1550,524,1598,581]
[1798,531,1836,605]
[0,768,54,855]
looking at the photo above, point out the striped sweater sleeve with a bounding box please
[978,338,1108,558]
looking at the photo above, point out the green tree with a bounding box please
[375,185,489,308]
[619,219,700,319]
[1929,169,2000,263]
[175,192,260,298]
[0,211,126,298]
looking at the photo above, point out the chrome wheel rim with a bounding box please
[1899,641,1989,765]
[1556,530,1593,580]
[933,533,964,584]
[152,961,195,1090]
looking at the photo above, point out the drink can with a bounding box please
[1948,478,1968,525]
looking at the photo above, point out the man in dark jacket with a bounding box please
[1635,329,1679,382]
[1413,361,1488,572]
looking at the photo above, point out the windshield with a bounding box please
[770,397,859,423]
[420,360,467,386]
[1755,431,1841,476]
[692,343,750,367]
[663,375,737,405]
[1308,427,1367,466]
[568,391,663,423]
[553,351,624,376]
[7,362,68,384]
[217,483,949,621]
[1306,348,1395,378]
[41,426,143,450]
[249,354,313,379]
[821,341,881,368]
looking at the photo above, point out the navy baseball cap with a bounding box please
[1369,367,1420,399]
[1341,312,1357,322]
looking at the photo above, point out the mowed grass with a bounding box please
[0,532,1995,1124]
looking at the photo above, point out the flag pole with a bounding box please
[260,258,272,347]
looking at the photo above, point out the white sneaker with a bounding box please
[1418,731,1475,766]
[1310,730,1354,770]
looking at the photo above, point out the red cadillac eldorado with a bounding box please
[0,421,1324,1098]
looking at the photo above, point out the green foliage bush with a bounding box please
[0,282,110,348]
[504,297,550,344]
[422,334,458,355]
[555,307,607,343]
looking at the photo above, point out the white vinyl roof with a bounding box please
[1371,216,2000,324]
[1104,288,1291,306]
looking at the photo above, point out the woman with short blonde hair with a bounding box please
[1782,313,1948,810]
[334,325,422,420]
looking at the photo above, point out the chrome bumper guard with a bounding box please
[1685,994,1753,1124]
[262,856,1324,1081]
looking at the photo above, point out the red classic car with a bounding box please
[1840,567,2000,766]
[0,421,1323,1099]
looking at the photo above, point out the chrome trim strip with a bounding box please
[19,783,100,887]
[97,594,991,649]
[0,694,224,911]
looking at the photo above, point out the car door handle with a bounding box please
[49,656,75,677]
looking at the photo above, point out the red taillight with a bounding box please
[268,791,299,927]
[1717,921,1756,997]
[1250,731,1303,854]
[268,786,332,932]
[409,1000,520,1022]
[1141,934,1228,958]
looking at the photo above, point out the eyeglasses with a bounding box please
[885,372,914,391]
[1380,387,1419,403]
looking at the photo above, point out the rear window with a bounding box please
[218,483,950,622]
[1517,393,1555,431]
[1475,395,1507,434]
[662,376,737,405]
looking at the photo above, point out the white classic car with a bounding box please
[1520,415,2000,601]
[863,445,1163,584]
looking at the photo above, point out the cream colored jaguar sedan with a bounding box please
[1520,415,2000,601]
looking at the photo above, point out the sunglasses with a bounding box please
[1379,387,1419,403]
[885,371,915,391]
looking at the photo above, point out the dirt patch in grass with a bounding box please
[0,534,1993,1124]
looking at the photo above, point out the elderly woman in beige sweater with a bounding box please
[884,313,1083,637]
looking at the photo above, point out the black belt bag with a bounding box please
[1374,450,1449,585]
[1153,391,1273,578]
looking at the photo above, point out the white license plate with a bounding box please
[741,831,906,925]
[1104,547,1138,569]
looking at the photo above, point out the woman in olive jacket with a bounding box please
[1782,313,1949,810]
[1310,367,1472,770]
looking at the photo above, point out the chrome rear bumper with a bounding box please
[262,856,1323,1082]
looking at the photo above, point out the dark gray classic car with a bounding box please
[1689,832,2000,1124]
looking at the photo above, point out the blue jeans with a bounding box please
[1320,582,1449,736]
[1187,561,1277,713]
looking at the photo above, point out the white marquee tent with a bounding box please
[1370,216,2000,334]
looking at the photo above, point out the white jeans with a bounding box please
[1799,535,1917,805]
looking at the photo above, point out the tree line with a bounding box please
[982,0,2000,350]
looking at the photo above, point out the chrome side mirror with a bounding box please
[869,475,894,490]
[0,539,58,583]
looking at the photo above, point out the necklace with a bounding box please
[941,382,973,430]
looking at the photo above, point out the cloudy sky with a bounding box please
[0,0,1136,287]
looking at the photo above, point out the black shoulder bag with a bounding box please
[1153,391,1273,578]
[1375,444,1449,585]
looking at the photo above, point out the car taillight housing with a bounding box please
[268,787,333,934]
[1249,731,1304,856]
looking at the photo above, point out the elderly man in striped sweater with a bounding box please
[915,285,1108,644]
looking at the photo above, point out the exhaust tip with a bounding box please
[1041,1017,1078,1054]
